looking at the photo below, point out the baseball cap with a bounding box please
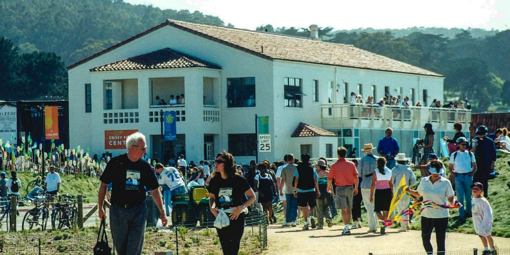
[475,125,488,135]
[428,153,438,160]
[470,182,484,190]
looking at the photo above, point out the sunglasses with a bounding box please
[215,159,226,164]
[133,145,147,150]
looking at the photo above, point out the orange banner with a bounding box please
[105,130,138,149]
[45,106,59,140]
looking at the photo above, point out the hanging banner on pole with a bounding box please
[257,116,269,134]
[164,111,177,141]
[45,106,59,140]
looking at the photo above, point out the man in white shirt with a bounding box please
[155,163,187,216]
[45,166,61,210]
[449,137,476,222]
[45,165,61,196]
[177,154,187,179]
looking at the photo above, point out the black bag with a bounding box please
[11,178,19,193]
[94,219,112,255]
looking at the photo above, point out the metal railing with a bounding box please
[321,104,471,129]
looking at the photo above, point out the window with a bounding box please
[326,144,333,158]
[85,83,91,113]
[284,77,303,107]
[385,86,390,98]
[300,144,312,157]
[313,80,319,102]
[105,82,113,110]
[227,77,255,107]
[344,82,349,103]
[228,134,257,156]
[410,88,415,105]
[358,84,363,96]
[423,89,428,106]
[372,85,377,101]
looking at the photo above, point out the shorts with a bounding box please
[47,190,58,196]
[297,191,317,208]
[335,186,354,210]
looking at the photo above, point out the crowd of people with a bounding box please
[348,92,472,110]
[155,94,185,106]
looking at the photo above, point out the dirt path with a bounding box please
[263,225,510,255]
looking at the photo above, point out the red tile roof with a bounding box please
[90,48,219,72]
[291,122,337,137]
[69,20,442,77]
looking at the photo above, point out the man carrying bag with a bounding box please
[94,218,112,255]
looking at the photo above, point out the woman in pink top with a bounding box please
[370,157,393,234]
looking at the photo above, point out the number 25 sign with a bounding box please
[258,134,271,152]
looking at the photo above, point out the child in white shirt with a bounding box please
[471,182,496,255]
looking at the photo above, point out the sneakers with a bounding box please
[291,221,297,227]
[406,226,411,231]
[351,224,358,229]
[302,224,309,231]
[367,229,377,234]
[342,228,351,235]
[282,222,290,227]
[482,250,491,255]
[398,229,407,232]
[357,222,362,228]
[326,218,333,228]
[317,225,323,230]
[491,249,498,255]
[310,218,316,229]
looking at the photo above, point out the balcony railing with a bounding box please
[321,104,471,129]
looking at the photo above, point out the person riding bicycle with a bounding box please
[44,165,61,209]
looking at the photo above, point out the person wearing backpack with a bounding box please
[6,171,21,197]
[449,137,476,224]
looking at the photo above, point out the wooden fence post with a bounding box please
[10,196,17,232]
[78,195,83,228]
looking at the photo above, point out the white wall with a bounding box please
[122,79,138,109]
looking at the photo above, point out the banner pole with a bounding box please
[255,114,258,163]
[41,103,45,179]
[160,110,164,165]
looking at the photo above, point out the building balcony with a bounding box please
[321,104,471,130]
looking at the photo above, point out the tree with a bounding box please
[502,80,510,106]
[0,36,22,100]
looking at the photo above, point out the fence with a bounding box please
[370,248,510,255]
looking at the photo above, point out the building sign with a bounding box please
[163,111,177,141]
[0,105,17,144]
[105,130,138,149]
[257,116,269,134]
[45,106,59,139]
[258,134,271,152]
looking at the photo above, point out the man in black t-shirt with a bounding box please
[98,132,167,255]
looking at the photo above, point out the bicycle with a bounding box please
[0,195,18,231]
[51,193,77,229]
[22,193,49,231]
[25,176,45,195]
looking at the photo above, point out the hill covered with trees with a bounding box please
[1,0,509,111]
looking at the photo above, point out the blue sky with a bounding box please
[124,0,509,30]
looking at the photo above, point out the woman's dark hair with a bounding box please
[351,159,359,166]
[453,122,462,131]
[212,151,236,180]
[257,163,267,171]
[11,171,16,179]
[376,157,386,175]
[430,161,443,173]
[495,128,503,135]
[424,123,435,135]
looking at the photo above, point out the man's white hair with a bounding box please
[126,132,146,150]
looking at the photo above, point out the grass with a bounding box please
[6,172,101,203]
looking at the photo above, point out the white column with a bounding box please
[184,72,205,161]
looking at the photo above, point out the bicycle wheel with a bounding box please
[41,208,49,231]
[22,209,38,230]
[51,208,62,230]
[68,207,77,228]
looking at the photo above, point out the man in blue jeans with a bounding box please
[98,132,167,255]
[377,127,400,169]
[280,154,298,227]
[449,137,476,223]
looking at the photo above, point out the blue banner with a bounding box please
[164,111,177,141]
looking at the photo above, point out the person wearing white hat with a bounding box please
[358,143,378,233]
[406,161,460,255]
[391,153,416,231]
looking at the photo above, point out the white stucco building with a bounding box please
[67,20,470,164]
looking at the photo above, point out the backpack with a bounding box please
[453,151,473,162]
[11,178,19,193]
